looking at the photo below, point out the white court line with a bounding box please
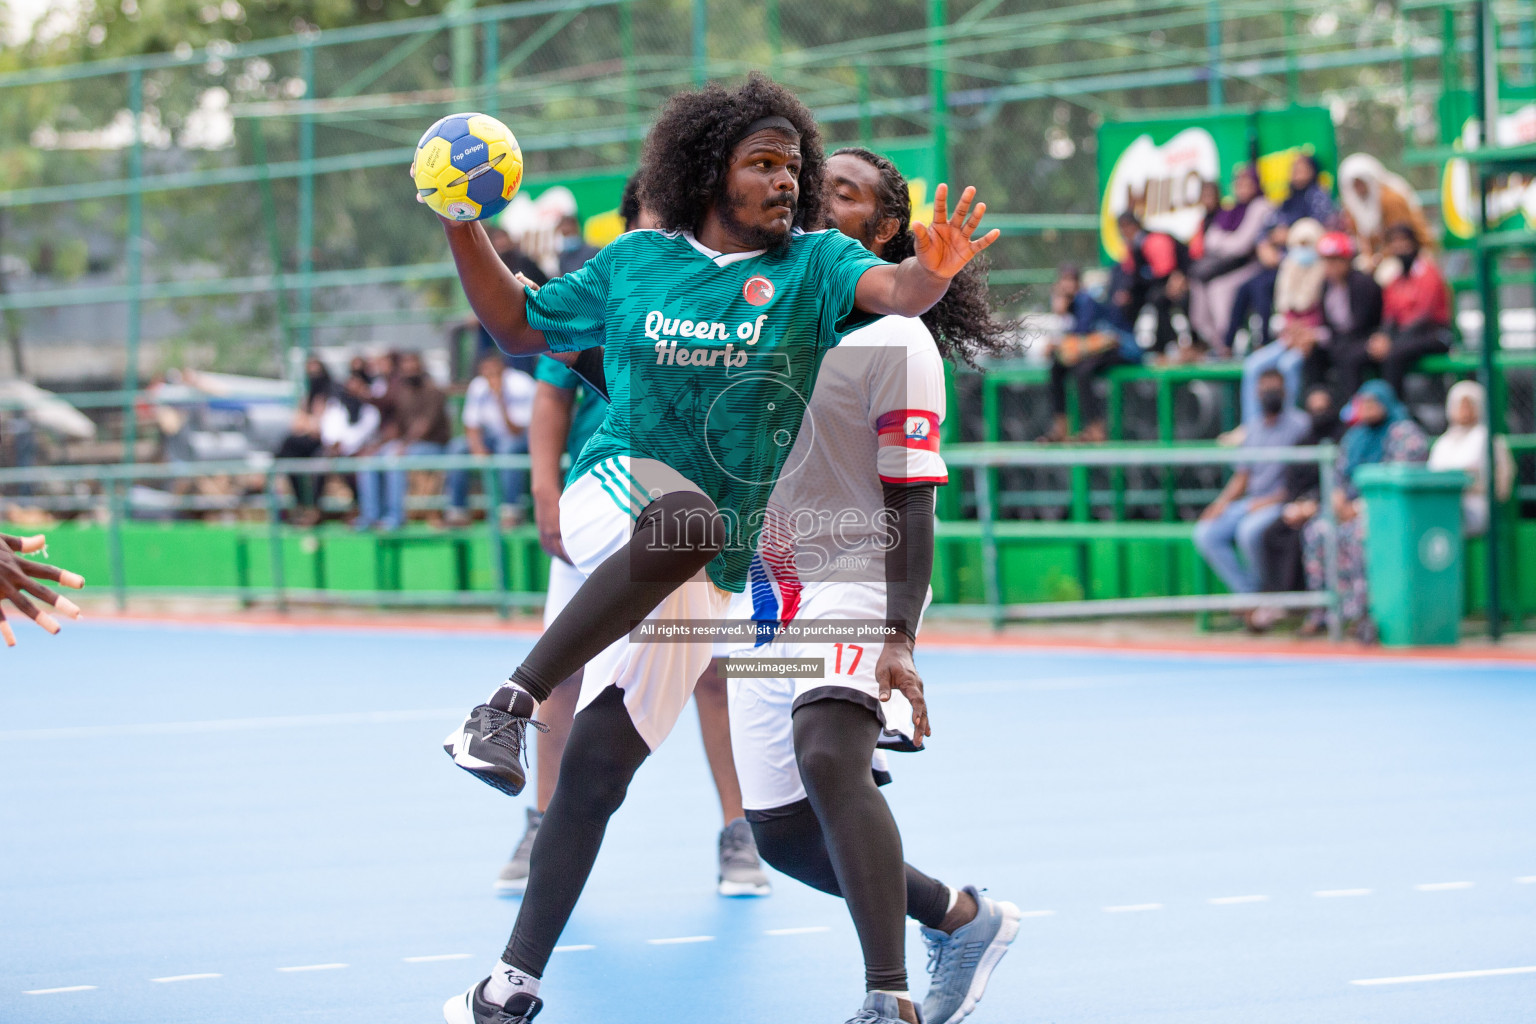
[1209,895,1269,905]
[152,973,221,983]
[766,926,830,936]
[0,708,464,742]
[24,985,96,995]
[403,954,472,963]
[1352,965,1536,986]
[553,945,595,953]
[646,936,715,945]
[1018,910,1056,918]
[277,963,348,972]
[1517,876,1536,884]
[1103,903,1163,913]
[1315,888,1373,898]
[1415,881,1474,891]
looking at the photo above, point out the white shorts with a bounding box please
[724,579,928,814]
[543,555,586,628]
[559,455,730,752]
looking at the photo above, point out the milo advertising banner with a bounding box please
[1438,90,1536,245]
[1097,107,1337,264]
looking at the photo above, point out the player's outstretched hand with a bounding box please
[911,184,1001,282]
[875,637,930,746]
[0,534,85,648]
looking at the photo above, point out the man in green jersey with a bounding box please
[438,75,996,1024]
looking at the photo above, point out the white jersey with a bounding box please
[741,314,949,625]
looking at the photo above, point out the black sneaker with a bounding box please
[443,697,547,798]
[443,979,542,1024]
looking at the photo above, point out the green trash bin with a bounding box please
[1355,464,1469,646]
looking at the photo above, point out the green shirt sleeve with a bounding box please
[524,242,615,353]
[812,229,888,340]
[533,354,582,390]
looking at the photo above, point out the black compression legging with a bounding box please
[499,490,725,704]
[502,684,651,976]
[778,697,944,992]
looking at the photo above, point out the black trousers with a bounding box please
[275,433,323,509]
[1260,516,1306,593]
[1333,322,1452,398]
[1048,349,1132,424]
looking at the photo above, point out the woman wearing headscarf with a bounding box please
[1428,380,1516,536]
[1274,152,1336,228]
[1236,217,1327,427]
[1188,167,1275,353]
[1299,380,1429,639]
[1338,153,1432,271]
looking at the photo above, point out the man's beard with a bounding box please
[719,187,796,251]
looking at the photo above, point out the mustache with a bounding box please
[764,195,796,211]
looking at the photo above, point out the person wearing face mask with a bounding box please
[1298,380,1430,639]
[554,213,600,277]
[1235,218,1326,428]
[1193,368,1312,596]
[1343,223,1453,396]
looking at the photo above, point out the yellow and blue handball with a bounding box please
[411,112,523,222]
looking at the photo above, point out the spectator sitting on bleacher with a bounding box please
[1428,381,1515,537]
[1188,166,1273,356]
[1235,218,1326,430]
[1299,380,1429,640]
[354,351,449,532]
[1272,152,1336,228]
[1222,220,1288,355]
[1039,264,1140,443]
[319,370,381,519]
[1112,210,1188,358]
[1250,385,1343,632]
[1193,368,1312,596]
[272,357,337,526]
[443,350,536,529]
[1338,153,1432,272]
[1346,224,1454,396]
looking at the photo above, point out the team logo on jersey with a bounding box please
[904,416,930,441]
[743,275,775,306]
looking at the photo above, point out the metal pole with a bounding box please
[1319,446,1342,641]
[621,0,637,163]
[929,0,949,188]
[692,0,707,88]
[123,69,143,467]
[767,0,781,76]
[483,465,510,619]
[1206,1,1223,108]
[973,458,1003,629]
[266,469,288,613]
[1283,0,1299,104]
[451,0,476,96]
[1474,0,1503,639]
[481,13,500,116]
[858,65,873,147]
[296,43,316,401]
[107,480,128,610]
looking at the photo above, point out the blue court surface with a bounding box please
[2,621,1534,1024]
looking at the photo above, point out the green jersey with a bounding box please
[524,228,886,591]
[533,355,607,482]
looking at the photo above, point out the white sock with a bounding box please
[873,989,913,1004]
[945,885,960,915]
[484,960,540,1005]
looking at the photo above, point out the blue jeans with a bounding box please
[444,433,528,512]
[356,440,445,529]
[1241,342,1304,426]
[1193,496,1285,594]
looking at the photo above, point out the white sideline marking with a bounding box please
[1415,881,1474,891]
[646,935,715,945]
[1103,903,1162,913]
[1209,895,1269,905]
[403,954,471,963]
[0,708,464,742]
[1018,910,1056,918]
[1517,876,1536,884]
[553,945,595,953]
[277,963,348,972]
[24,985,96,995]
[766,926,830,936]
[1352,965,1536,986]
[152,973,221,983]
[1315,888,1373,898]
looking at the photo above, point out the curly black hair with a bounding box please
[619,172,643,231]
[833,147,1019,366]
[638,73,826,237]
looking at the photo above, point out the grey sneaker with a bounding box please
[717,817,771,897]
[846,991,921,1023]
[443,979,541,1024]
[495,808,542,895]
[920,886,1021,1024]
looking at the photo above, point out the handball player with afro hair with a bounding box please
[432,73,998,1024]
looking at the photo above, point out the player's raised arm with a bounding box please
[853,183,1000,319]
[440,221,548,355]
